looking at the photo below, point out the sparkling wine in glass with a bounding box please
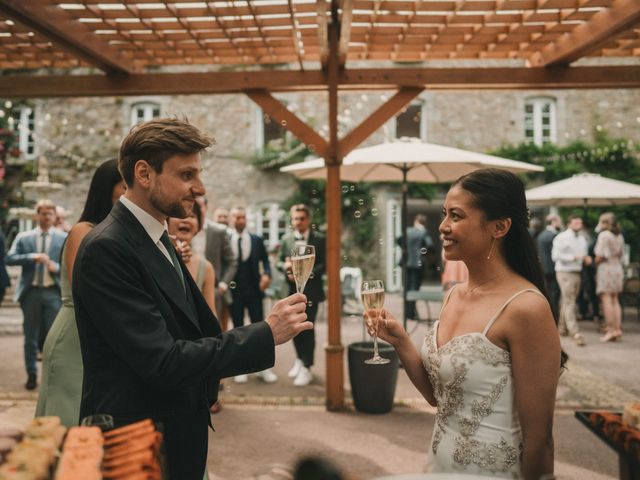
[290,245,315,294]
[361,279,390,365]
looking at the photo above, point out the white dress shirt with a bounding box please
[119,196,173,263]
[551,228,588,273]
[230,229,251,262]
[32,226,55,287]
[294,229,310,246]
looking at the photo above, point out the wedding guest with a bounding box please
[35,159,125,426]
[370,169,561,479]
[6,199,67,390]
[594,212,625,342]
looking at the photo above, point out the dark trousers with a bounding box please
[578,266,600,319]
[20,287,61,375]
[293,302,319,368]
[405,267,422,319]
[230,289,264,329]
[544,273,561,320]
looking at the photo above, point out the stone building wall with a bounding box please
[13,87,640,222]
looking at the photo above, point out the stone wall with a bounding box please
[13,87,640,221]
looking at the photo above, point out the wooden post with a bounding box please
[324,9,344,411]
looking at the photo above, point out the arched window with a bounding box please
[524,97,556,146]
[130,102,161,127]
[9,106,36,159]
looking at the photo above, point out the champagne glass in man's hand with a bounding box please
[290,245,315,294]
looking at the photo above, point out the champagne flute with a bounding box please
[361,279,389,365]
[290,245,315,294]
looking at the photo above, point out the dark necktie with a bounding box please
[160,231,185,292]
[237,236,243,262]
[36,231,47,287]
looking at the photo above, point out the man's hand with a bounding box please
[265,293,312,345]
[46,260,57,273]
[34,253,50,264]
[218,282,228,295]
[175,240,192,264]
[259,274,271,292]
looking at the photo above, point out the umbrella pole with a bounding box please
[401,166,409,330]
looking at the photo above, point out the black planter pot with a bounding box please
[347,341,399,414]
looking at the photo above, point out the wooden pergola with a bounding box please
[1,0,638,410]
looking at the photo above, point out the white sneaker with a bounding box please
[293,367,313,387]
[233,374,248,383]
[256,369,278,384]
[288,359,303,378]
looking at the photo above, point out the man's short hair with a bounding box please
[35,199,56,213]
[545,214,561,225]
[230,206,246,215]
[567,212,582,222]
[290,203,310,218]
[119,118,213,187]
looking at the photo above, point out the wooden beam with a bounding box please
[338,0,354,67]
[2,66,639,98]
[528,0,640,67]
[0,0,138,74]
[325,16,345,412]
[245,89,328,158]
[339,66,640,89]
[287,0,306,70]
[339,87,424,158]
[317,0,329,68]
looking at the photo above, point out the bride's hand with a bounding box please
[364,308,407,347]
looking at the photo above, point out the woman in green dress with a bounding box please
[35,159,126,426]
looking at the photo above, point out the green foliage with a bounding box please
[491,131,640,261]
[250,138,313,171]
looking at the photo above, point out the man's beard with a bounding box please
[150,188,192,219]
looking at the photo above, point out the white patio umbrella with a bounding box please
[526,172,640,207]
[281,138,543,326]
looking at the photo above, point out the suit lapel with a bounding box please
[110,203,201,331]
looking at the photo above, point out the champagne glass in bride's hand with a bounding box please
[361,279,390,365]
[290,245,315,294]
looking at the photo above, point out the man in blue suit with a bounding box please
[227,206,277,384]
[6,199,66,390]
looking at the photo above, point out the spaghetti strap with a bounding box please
[482,289,545,336]
[437,284,458,326]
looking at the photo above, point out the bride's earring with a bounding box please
[487,237,495,260]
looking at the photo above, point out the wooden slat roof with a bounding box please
[0,0,638,72]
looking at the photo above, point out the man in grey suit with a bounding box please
[537,214,562,321]
[402,214,433,320]
[6,199,67,390]
[192,197,237,331]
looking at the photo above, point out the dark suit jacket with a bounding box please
[0,231,10,290]
[5,227,66,302]
[278,230,326,303]
[73,202,274,480]
[536,228,558,275]
[233,233,271,298]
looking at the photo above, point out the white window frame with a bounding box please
[130,101,161,127]
[524,97,556,146]
[251,203,286,250]
[385,198,402,292]
[11,106,36,159]
[392,100,427,141]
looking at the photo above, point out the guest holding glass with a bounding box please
[35,159,126,426]
[367,169,561,479]
[594,212,625,342]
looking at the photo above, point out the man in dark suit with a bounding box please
[73,118,310,480]
[402,213,433,320]
[6,199,66,390]
[0,230,10,305]
[228,206,277,384]
[536,213,562,320]
[278,204,326,387]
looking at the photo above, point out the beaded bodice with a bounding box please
[419,288,542,478]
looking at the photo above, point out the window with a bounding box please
[524,97,556,146]
[130,102,161,127]
[395,101,426,140]
[10,106,36,159]
[256,107,289,150]
[252,203,287,249]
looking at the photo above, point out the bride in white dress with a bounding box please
[370,169,562,479]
